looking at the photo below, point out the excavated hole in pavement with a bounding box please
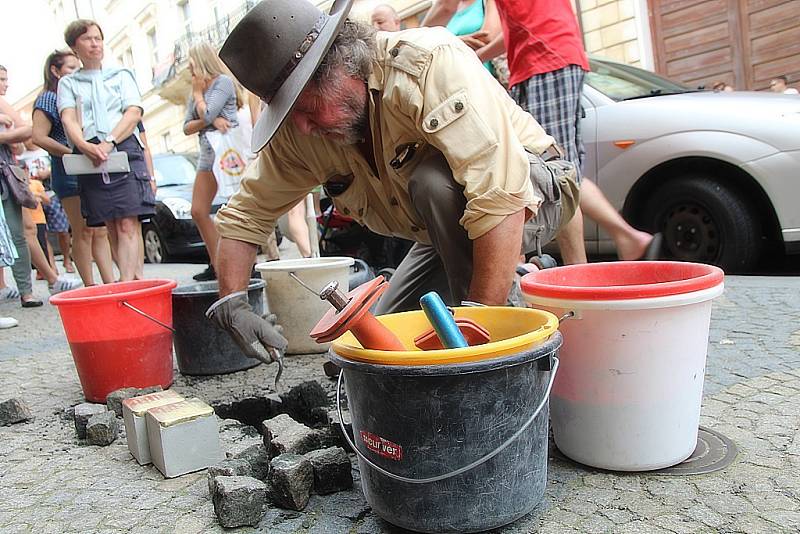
[211,380,336,434]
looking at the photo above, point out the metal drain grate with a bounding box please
[550,426,738,475]
[651,426,738,476]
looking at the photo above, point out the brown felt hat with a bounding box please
[220,0,354,152]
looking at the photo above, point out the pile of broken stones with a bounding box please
[62,381,356,529]
[209,380,355,528]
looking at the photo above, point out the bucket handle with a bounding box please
[335,355,559,485]
[120,301,175,333]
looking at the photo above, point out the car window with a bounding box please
[153,155,196,187]
[587,59,690,102]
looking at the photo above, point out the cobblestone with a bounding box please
[1,271,799,532]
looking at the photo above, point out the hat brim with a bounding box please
[251,0,353,153]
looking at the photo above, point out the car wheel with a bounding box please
[143,224,169,264]
[643,175,761,272]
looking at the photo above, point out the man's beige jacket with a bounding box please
[216,27,555,246]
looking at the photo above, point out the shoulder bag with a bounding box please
[0,161,38,209]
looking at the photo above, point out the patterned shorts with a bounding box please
[42,194,70,233]
[510,64,586,183]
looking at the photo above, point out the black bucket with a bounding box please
[172,279,265,375]
[328,332,561,533]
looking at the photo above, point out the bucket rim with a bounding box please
[329,331,562,376]
[521,261,724,301]
[255,256,355,272]
[525,283,724,310]
[330,307,559,366]
[50,278,178,306]
[172,278,264,297]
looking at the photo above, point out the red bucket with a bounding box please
[51,279,177,402]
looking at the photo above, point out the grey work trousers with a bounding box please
[375,150,577,314]
[375,153,478,314]
[1,193,33,296]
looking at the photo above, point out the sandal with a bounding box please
[21,296,44,308]
[641,233,664,261]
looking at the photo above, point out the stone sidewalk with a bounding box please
[1,268,799,533]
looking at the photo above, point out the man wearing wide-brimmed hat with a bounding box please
[206,0,579,363]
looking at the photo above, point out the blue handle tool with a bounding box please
[419,292,468,349]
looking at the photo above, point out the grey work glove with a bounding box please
[206,291,288,364]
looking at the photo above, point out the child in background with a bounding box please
[26,173,58,278]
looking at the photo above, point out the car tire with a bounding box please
[643,175,761,272]
[143,224,169,264]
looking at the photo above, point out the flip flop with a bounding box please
[641,233,664,261]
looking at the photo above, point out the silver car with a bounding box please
[579,58,800,272]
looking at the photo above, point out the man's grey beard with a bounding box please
[315,91,369,145]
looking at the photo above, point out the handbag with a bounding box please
[0,161,38,209]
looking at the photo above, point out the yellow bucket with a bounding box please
[331,306,558,365]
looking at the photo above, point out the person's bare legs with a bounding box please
[21,210,60,285]
[191,170,220,268]
[134,219,144,280]
[45,235,57,273]
[57,231,74,272]
[60,197,96,285]
[91,226,115,283]
[556,205,588,264]
[286,200,312,258]
[108,216,140,281]
[580,179,653,260]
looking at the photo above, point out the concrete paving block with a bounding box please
[211,475,267,528]
[105,388,139,417]
[268,453,314,511]
[146,398,223,478]
[304,447,353,495]
[121,390,184,465]
[262,414,320,458]
[0,398,33,426]
[207,458,251,495]
[73,402,107,439]
[86,411,118,446]
[279,380,329,424]
[233,443,270,481]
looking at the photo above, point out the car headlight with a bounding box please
[162,197,193,220]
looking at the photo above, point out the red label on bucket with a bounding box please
[360,431,403,461]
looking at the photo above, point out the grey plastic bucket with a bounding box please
[328,331,561,533]
[172,279,265,375]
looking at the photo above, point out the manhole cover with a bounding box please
[550,426,737,475]
[652,426,737,475]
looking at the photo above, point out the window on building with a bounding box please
[161,132,171,152]
[178,0,192,34]
[123,48,134,68]
[147,28,158,66]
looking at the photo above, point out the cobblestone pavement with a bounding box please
[1,267,798,533]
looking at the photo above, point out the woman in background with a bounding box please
[183,42,240,281]
[59,20,153,282]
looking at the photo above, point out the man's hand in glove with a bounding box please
[206,291,288,363]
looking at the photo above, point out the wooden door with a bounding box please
[648,0,800,91]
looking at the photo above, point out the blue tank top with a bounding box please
[445,0,495,74]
